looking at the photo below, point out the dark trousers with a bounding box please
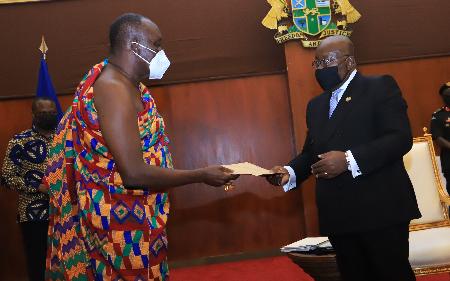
[328,222,415,281]
[20,220,49,281]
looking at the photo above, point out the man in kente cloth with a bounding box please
[44,13,238,281]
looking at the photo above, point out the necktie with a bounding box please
[329,89,341,119]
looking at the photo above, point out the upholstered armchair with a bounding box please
[404,129,450,276]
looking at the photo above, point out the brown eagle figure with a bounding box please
[334,0,361,23]
[262,0,288,30]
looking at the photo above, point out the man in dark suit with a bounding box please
[266,35,421,280]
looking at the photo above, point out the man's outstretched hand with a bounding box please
[200,166,240,187]
[265,166,290,186]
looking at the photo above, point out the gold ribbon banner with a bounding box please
[300,29,353,47]
[319,29,353,39]
[274,29,352,46]
[301,40,323,47]
[275,32,307,44]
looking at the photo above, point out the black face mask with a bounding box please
[36,114,57,130]
[315,66,343,91]
[443,95,450,106]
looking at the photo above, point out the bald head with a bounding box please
[316,35,354,60]
[109,13,159,55]
[106,13,164,84]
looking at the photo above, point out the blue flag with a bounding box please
[36,55,63,123]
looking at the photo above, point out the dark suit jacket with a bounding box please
[288,71,421,236]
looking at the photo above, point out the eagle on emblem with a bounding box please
[334,0,361,23]
[262,0,289,30]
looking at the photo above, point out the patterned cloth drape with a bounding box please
[44,60,172,281]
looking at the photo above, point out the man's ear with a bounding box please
[131,38,139,51]
[347,56,356,68]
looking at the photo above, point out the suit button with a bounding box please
[340,134,344,137]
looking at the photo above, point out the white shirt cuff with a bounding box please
[283,166,297,192]
[346,150,362,178]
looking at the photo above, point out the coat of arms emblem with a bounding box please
[262,0,361,47]
[292,0,331,36]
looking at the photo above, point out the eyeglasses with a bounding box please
[312,55,350,69]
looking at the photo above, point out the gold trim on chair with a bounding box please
[410,220,450,232]
[414,265,450,276]
[409,129,450,232]
[408,128,450,276]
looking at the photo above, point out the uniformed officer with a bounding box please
[431,82,450,195]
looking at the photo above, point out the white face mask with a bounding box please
[132,42,170,79]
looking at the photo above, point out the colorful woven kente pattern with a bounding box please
[44,60,172,281]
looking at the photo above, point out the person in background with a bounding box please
[431,82,450,195]
[43,13,237,281]
[266,35,420,281]
[1,96,58,281]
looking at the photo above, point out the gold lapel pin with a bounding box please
[346,97,352,102]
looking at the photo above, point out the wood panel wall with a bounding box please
[284,40,450,236]
[358,58,450,138]
[0,74,305,279]
[0,0,287,99]
[151,74,306,261]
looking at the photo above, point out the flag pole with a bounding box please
[35,35,63,123]
[39,35,48,60]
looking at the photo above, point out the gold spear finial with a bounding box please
[39,35,48,60]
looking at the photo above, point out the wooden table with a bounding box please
[287,252,342,281]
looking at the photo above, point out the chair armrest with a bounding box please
[439,191,450,206]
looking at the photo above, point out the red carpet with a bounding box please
[170,256,450,280]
